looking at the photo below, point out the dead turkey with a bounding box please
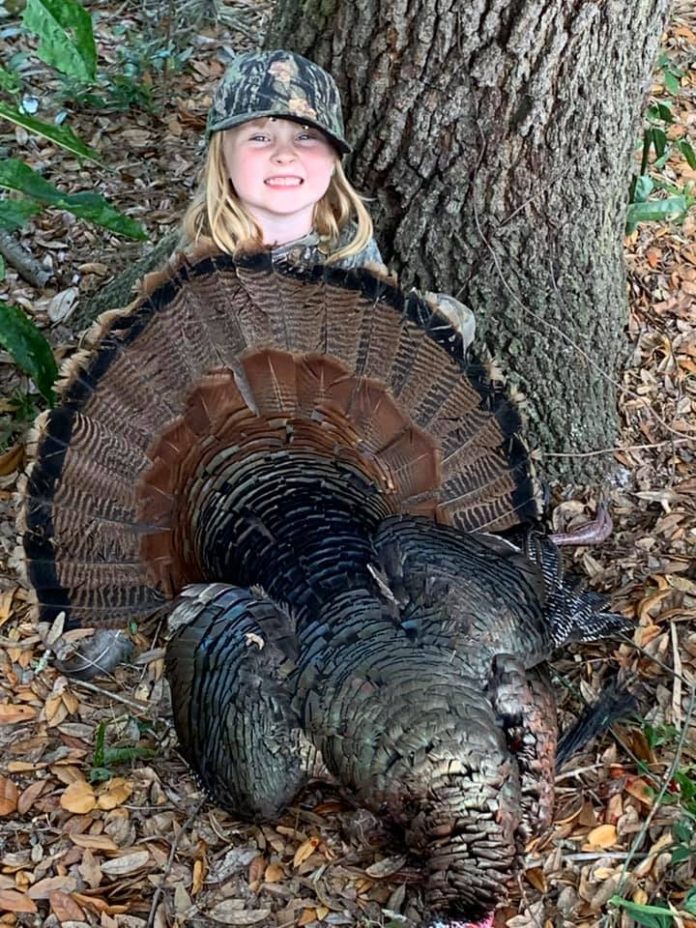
[19,248,631,927]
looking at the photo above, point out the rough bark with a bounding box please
[269,0,670,481]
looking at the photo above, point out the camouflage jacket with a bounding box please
[271,224,383,270]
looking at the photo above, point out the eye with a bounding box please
[297,127,320,141]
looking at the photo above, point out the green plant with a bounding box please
[0,0,147,404]
[609,888,696,928]
[0,0,148,251]
[90,718,155,784]
[627,55,696,233]
[0,388,40,453]
[0,304,58,403]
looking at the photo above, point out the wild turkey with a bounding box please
[19,248,631,927]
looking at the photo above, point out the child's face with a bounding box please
[222,117,337,240]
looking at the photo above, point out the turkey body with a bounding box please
[20,249,629,926]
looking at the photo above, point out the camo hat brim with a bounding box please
[207,50,351,154]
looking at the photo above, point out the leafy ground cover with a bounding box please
[0,1,694,926]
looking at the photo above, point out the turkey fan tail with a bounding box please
[19,246,541,631]
[556,682,637,769]
[165,582,314,821]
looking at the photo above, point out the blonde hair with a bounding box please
[180,130,374,264]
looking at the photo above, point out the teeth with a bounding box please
[265,177,302,186]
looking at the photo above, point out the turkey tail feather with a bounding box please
[19,248,542,629]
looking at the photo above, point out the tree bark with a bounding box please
[269,0,670,481]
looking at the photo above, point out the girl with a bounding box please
[181,49,475,344]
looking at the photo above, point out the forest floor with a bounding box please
[0,2,695,927]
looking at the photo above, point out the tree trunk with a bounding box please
[269,0,670,481]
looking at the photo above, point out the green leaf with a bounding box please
[22,0,97,83]
[0,158,72,203]
[685,887,696,915]
[677,138,696,171]
[626,196,687,232]
[651,127,668,160]
[0,198,42,231]
[0,255,4,282]
[647,101,674,125]
[102,745,154,764]
[0,304,58,403]
[0,160,147,240]
[672,818,694,843]
[0,101,100,162]
[88,766,112,784]
[609,896,673,928]
[93,720,107,768]
[634,175,654,203]
[671,844,693,864]
[54,190,148,239]
[664,69,681,96]
[0,64,21,94]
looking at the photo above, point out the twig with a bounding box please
[146,797,205,928]
[540,437,693,459]
[70,677,154,715]
[0,230,52,288]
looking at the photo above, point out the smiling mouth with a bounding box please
[265,177,303,187]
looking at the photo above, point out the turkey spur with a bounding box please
[20,248,631,926]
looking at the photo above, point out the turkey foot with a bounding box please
[549,502,612,546]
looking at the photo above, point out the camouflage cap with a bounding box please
[207,50,351,154]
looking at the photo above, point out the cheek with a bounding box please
[307,153,336,191]
[224,149,260,195]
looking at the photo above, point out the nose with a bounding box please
[271,139,297,163]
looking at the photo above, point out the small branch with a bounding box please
[0,230,52,288]
[541,437,693,459]
[70,677,153,715]
[146,798,205,928]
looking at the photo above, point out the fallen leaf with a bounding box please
[264,863,285,882]
[60,780,97,814]
[292,836,320,868]
[0,889,37,913]
[96,777,133,810]
[365,855,407,879]
[0,704,38,725]
[49,889,85,922]
[626,777,654,807]
[0,777,19,816]
[207,902,272,924]
[0,445,23,476]
[17,780,46,815]
[69,833,119,851]
[524,868,547,893]
[297,910,317,927]
[28,875,77,899]
[584,824,618,849]
[100,850,150,876]
[192,857,206,896]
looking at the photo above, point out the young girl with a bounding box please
[181,49,475,345]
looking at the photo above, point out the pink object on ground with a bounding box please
[549,502,613,546]
[434,914,495,928]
